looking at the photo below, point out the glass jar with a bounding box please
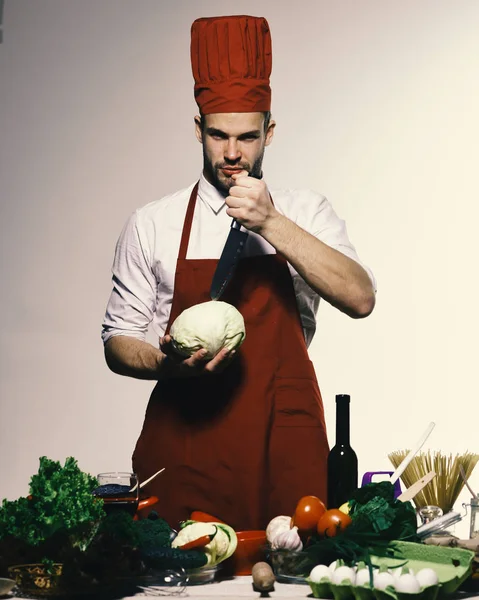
[418,505,443,525]
[468,497,479,539]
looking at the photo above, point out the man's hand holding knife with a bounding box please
[225,170,278,234]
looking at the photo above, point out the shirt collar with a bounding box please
[197,173,227,215]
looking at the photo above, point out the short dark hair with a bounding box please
[200,111,271,133]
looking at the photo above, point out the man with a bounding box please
[102,15,376,530]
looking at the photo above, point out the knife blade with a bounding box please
[210,218,248,300]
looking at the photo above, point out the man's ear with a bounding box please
[194,115,203,144]
[265,119,276,147]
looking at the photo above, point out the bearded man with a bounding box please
[102,15,376,530]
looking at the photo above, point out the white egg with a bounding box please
[373,571,396,590]
[355,569,373,587]
[309,564,332,583]
[332,566,356,585]
[395,573,421,594]
[393,567,413,583]
[416,568,439,588]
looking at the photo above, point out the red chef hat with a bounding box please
[190,15,272,115]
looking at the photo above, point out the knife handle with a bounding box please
[229,171,261,232]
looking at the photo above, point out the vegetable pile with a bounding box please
[172,520,237,566]
[0,457,235,591]
[266,484,419,572]
[266,486,475,598]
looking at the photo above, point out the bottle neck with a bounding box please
[335,394,351,445]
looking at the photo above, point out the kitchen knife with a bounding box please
[210,218,248,300]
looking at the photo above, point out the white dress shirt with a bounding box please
[102,174,376,348]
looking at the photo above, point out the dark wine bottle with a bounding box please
[327,394,358,508]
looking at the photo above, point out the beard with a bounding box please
[202,147,265,196]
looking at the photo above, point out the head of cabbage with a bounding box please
[169,301,245,359]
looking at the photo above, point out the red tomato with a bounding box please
[291,495,326,533]
[316,509,352,537]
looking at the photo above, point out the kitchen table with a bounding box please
[8,576,479,599]
[178,578,479,600]
[3,576,479,600]
[7,577,305,599]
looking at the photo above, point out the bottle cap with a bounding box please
[336,394,351,402]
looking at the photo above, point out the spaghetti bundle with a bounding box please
[388,450,479,512]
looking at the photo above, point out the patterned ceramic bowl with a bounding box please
[8,563,63,596]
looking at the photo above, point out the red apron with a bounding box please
[132,183,329,530]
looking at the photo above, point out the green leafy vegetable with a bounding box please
[348,481,419,542]
[135,514,173,550]
[305,482,419,567]
[0,457,104,548]
[349,481,395,505]
[305,529,387,566]
[0,457,207,586]
[95,510,172,551]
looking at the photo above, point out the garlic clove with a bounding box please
[266,515,292,544]
[270,525,303,552]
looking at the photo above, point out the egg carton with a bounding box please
[307,541,475,600]
[307,577,439,600]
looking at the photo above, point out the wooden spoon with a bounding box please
[397,470,436,502]
[130,468,165,492]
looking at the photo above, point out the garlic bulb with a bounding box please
[266,515,291,544]
[270,525,303,551]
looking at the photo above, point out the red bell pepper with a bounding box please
[177,525,217,550]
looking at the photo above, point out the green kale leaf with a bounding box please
[348,481,419,542]
[0,456,104,547]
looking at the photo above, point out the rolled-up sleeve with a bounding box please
[101,212,158,345]
[308,191,377,293]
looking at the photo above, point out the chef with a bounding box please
[102,15,376,530]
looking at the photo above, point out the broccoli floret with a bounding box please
[94,511,172,552]
[135,515,172,550]
[95,511,140,546]
[129,513,204,569]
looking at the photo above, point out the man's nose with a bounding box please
[225,139,241,161]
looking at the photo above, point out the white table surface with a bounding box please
[7,577,305,599]
[136,575,479,599]
[8,575,479,599]
[169,575,310,597]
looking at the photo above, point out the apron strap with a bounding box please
[178,182,200,261]
[178,182,286,267]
